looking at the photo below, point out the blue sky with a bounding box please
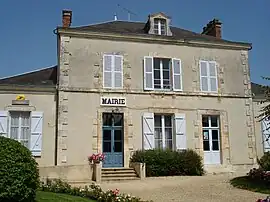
[0,0,269,84]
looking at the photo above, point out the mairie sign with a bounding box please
[100,97,126,107]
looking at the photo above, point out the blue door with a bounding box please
[102,113,124,168]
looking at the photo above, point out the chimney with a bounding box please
[201,19,222,39]
[62,10,72,28]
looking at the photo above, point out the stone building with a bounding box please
[0,10,268,180]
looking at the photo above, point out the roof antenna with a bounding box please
[117,4,137,21]
[114,13,118,21]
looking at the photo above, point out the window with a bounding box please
[200,61,218,92]
[154,18,167,35]
[9,111,31,148]
[154,115,173,149]
[103,54,123,89]
[144,57,182,91]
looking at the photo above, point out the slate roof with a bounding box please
[251,82,268,100]
[67,21,251,46]
[0,65,57,87]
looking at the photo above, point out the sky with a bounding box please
[0,0,269,84]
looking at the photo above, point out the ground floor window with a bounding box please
[154,114,173,149]
[9,111,31,148]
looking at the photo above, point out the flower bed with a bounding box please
[40,178,152,202]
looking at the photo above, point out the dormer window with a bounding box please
[154,18,166,35]
[144,12,173,36]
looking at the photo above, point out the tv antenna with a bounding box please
[117,4,137,21]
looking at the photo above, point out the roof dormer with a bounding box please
[144,12,172,36]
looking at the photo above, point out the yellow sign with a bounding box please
[16,95,26,101]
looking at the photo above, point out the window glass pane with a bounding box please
[104,72,112,87]
[154,58,160,70]
[165,128,172,139]
[212,130,219,140]
[209,62,216,76]
[113,114,123,126]
[210,78,217,92]
[114,142,122,152]
[103,113,112,126]
[154,70,160,79]
[163,70,169,79]
[161,30,166,35]
[103,130,111,141]
[202,116,209,127]
[154,80,161,89]
[154,115,162,127]
[201,77,208,91]
[154,128,162,139]
[154,29,158,34]
[162,59,170,70]
[160,19,166,25]
[212,141,219,151]
[114,130,122,141]
[155,139,162,149]
[200,62,208,76]
[103,142,111,152]
[165,140,172,149]
[203,141,210,151]
[10,127,18,140]
[211,116,218,127]
[154,18,159,24]
[203,130,209,140]
[164,116,172,127]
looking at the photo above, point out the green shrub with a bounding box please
[0,136,39,202]
[130,149,204,177]
[258,152,270,171]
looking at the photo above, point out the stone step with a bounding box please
[102,170,136,175]
[102,173,138,178]
[102,168,134,172]
[101,176,140,182]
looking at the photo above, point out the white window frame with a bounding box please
[153,58,171,90]
[154,18,166,35]
[8,111,31,148]
[199,60,218,93]
[154,114,173,149]
[103,54,123,89]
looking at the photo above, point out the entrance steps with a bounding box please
[101,168,140,181]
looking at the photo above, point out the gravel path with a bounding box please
[99,174,268,202]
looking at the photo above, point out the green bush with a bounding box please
[130,149,204,177]
[0,136,39,202]
[258,152,270,171]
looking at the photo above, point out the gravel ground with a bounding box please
[99,174,268,202]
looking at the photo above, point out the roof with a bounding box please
[251,82,268,100]
[0,65,57,87]
[65,21,251,47]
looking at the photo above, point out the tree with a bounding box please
[257,77,270,124]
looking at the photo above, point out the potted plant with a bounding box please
[88,153,105,164]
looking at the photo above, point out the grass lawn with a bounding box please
[36,191,96,202]
[230,176,270,195]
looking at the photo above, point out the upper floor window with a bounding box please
[144,57,182,91]
[153,18,167,35]
[103,54,123,89]
[200,60,218,92]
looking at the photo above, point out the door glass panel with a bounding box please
[155,139,162,149]
[114,130,122,141]
[165,140,172,149]
[212,130,219,140]
[154,115,162,127]
[203,141,210,151]
[103,130,111,141]
[103,113,112,126]
[202,116,209,127]
[114,142,122,152]
[103,142,111,152]
[211,116,218,127]
[113,114,123,126]
[212,140,219,151]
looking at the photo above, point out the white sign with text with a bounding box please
[100,97,126,107]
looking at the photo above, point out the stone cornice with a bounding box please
[58,86,252,99]
[0,85,56,94]
[57,28,252,51]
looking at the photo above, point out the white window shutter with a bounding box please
[209,61,218,92]
[103,54,113,88]
[142,113,155,150]
[175,113,187,150]
[0,111,8,137]
[31,111,43,156]
[200,61,209,91]
[172,58,182,91]
[144,56,154,90]
[262,118,270,152]
[114,55,123,88]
